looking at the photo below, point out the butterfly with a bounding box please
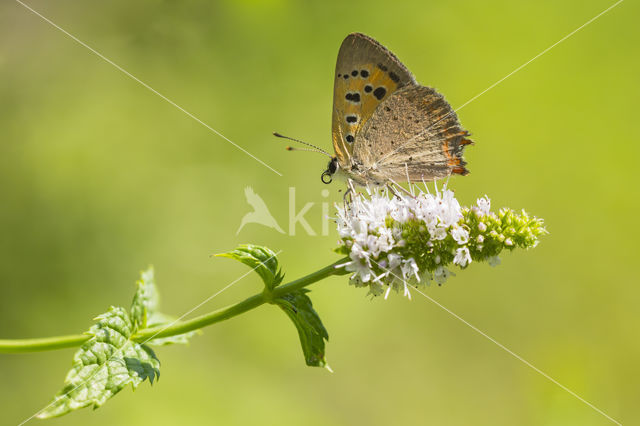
[276,32,472,187]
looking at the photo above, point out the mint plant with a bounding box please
[0,184,546,419]
[335,185,546,297]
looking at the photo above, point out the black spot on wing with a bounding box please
[364,85,373,93]
[377,63,388,72]
[360,69,369,78]
[373,87,387,100]
[346,135,354,143]
[351,70,358,77]
[345,115,358,124]
[389,71,400,83]
[345,92,361,103]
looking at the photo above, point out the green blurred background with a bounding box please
[1,0,638,424]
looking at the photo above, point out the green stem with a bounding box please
[0,258,349,353]
[0,334,90,353]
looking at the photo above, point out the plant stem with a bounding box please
[0,334,90,353]
[0,258,349,353]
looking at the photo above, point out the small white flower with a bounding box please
[451,225,469,244]
[476,235,484,243]
[453,247,472,267]
[401,258,420,282]
[387,253,402,270]
[343,243,373,282]
[505,238,513,246]
[432,226,448,240]
[476,196,491,216]
[478,222,487,232]
[390,202,412,223]
[344,260,373,282]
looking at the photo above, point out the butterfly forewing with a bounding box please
[331,33,417,167]
[357,85,472,181]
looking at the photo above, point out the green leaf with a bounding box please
[276,289,329,368]
[130,266,158,329]
[216,244,283,290]
[130,267,197,346]
[37,307,160,419]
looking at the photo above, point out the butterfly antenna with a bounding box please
[285,146,332,157]
[273,132,331,157]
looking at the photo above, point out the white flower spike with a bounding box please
[335,183,547,298]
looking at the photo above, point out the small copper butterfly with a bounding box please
[277,33,473,186]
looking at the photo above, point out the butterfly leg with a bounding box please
[386,183,403,199]
[343,179,359,204]
[387,178,415,199]
[343,187,352,205]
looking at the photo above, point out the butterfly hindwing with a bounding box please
[331,33,417,167]
[356,85,472,180]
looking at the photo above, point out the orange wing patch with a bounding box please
[442,130,473,175]
[332,63,402,165]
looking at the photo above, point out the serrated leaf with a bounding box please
[129,267,197,346]
[130,266,158,329]
[37,307,160,419]
[216,244,283,290]
[276,289,329,368]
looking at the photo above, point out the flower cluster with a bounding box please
[334,184,547,298]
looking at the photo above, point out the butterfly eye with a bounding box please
[329,158,338,173]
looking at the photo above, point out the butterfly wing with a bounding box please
[355,84,472,181]
[331,33,417,168]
